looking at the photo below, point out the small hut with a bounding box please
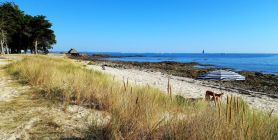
[67,48,79,56]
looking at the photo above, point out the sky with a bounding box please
[7,0,278,53]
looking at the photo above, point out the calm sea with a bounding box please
[86,53,278,75]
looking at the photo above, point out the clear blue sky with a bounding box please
[9,0,278,53]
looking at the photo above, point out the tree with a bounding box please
[0,2,24,53]
[0,2,56,54]
[0,28,8,54]
[29,16,56,54]
[0,19,7,54]
[20,15,32,53]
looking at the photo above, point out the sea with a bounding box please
[84,52,278,75]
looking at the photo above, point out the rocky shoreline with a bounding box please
[85,60,278,114]
[89,59,278,97]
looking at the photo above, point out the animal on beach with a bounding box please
[205,90,224,102]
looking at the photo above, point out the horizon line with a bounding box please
[50,51,278,55]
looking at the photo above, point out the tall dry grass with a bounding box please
[7,56,278,140]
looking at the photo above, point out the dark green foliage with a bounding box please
[0,2,56,54]
[175,95,186,105]
[83,123,112,140]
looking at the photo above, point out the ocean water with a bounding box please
[88,53,278,75]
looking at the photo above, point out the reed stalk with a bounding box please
[76,91,81,105]
[167,77,170,96]
[169,85,172,99]
[268,109,274,118]
[127,78,129,88]
[236,97,240,113]
[226,95,230,120]
[229,96,233,124]
[217,101,221,117]
[213,93,217,106]
[233,96,236,113]
[123,79,126,91]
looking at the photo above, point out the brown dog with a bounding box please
[205,91,224,102]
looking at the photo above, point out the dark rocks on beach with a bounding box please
[237,71,278,94]
[68,53,122,60]
[91,54,113,58]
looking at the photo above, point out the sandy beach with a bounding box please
[87,63,278,115]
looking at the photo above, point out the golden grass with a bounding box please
[6,55,278,140]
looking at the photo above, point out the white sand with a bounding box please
[0,60,9,66]
[0,58,29,102]
[87,64,278,115]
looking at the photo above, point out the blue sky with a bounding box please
[8,0,278,53]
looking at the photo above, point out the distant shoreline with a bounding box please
[63,52,278,76]
[51,51,278,55]
[102,58,278,76]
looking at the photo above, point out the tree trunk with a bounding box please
[0,40,4,54]
[4,42,9,54]
[0,29,5,54]
[34,40,38,54]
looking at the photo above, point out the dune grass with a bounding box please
[6,55,278,140]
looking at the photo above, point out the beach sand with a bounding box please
[87,63,278,115]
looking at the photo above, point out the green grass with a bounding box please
[6,55,278,140]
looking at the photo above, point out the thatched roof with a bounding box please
[68,48,78,54]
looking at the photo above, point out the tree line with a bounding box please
[0,2,56,54]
